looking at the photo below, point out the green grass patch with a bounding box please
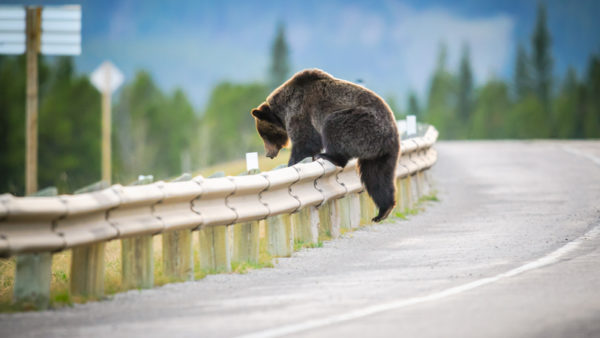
[294,240,324,251]
[393,211,408,220]
[418,192,440,203]
[392,191,439,221]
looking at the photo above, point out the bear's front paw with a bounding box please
[315,153,347,167]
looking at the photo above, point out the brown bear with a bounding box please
[251,69,400,222]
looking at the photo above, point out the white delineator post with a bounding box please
[91,61,124,184]
[406,115,417,136]
[246,152,259,172]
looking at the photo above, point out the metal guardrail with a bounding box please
[0,125,438,257]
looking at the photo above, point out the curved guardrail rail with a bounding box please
[0,124,438,309]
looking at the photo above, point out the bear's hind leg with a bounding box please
[359,155,397,222]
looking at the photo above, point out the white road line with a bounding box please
[238,224,600,338]
[562,145,600,166]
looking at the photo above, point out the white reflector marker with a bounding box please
[246,152,259,172]
[406,115,417,136]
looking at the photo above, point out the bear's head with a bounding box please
[251,102,289,159]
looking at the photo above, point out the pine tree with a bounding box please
[457,43,474,124]
[269,23,291,90]
[554,67,582,138]
[584,55,600,137]
[531,3,553,125]
[426,42,458,138]
[514,43,532,100]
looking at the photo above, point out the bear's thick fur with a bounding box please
[251,69,400,222]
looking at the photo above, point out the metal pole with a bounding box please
[25,7,41,195]
[101,67,111,184]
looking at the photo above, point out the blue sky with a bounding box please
[11,0,600,109]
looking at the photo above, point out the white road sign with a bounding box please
[91,61,124,94]
[0,5,81,55]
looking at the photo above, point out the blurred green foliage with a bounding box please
[420,3,600,140]
[0,55,99,195]
[1,13,599,195]
[197,82,269,167]
[112,71,197,184]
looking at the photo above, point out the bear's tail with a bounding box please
[358,154,397,222]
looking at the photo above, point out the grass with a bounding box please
[293,240,324,251]
[196,149,290,177]
[392,191,439,220]
[231,235,274,274]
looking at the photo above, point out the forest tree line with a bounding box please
[0,5,598,195]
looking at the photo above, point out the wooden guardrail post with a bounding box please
[336,196,351,232]
[121,176,155,290]
[292,206,319,245]
[232,221,260,263]
[70,242,105,299]
[198,225,231,272]
[348,193,361,228]
[401,177,412,211]
[230,169,265,265]
[70,181,109,299]
[410,173,420,203]
[193,173,235,273]
[14,252,52,309]
[265,214,293,257]
[160,174,195,282]
[162,229,193,281]
[359,192,376,225]
[13,187,58,309]
[318,200,341,240]
[122,235,154,289]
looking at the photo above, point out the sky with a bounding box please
[9,0,600,109]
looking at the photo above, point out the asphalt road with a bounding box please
[2,140,600,338]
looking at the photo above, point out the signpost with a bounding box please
[90,61,124,184]
[0,5,81,194]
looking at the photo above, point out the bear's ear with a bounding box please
[251,103,273,121]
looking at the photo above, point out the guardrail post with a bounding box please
[198,225,231,272]
[401,177,412,211]
[292,206,319,246]
[70,181,109,299]
[13,186,57,309]
[122,235,154,289]
[14,252,52,309]
[318,201,340,239]
[359,192,376,225]
[348,194,361,228]
[70,242,105,299]
[336,196,352,232]
[160,174,195,282]
[392,178,404,216]
[230,169,266,265]
[265,214,293,257]
[162,229,193,281]
[411,173,420,202]
[232,221,260,264]
[121,176,155,290]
